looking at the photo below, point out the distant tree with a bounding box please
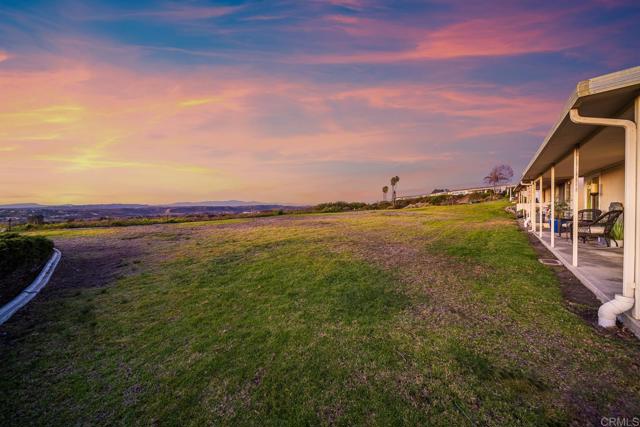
[431,188,449,194]
[390,176,400,206]
[382,185,389,202]
[483,164,514,193]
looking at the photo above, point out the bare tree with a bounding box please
[483,165,514,193]
[382,185,389,202]
[390,176,400,206]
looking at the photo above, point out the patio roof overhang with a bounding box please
[522,66,640,182]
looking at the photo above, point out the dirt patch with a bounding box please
[330,228,498,330]
[213,367,266,419]
[47,238,147,292]
[44,223,209,294]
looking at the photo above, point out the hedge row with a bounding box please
[0,233,54,276]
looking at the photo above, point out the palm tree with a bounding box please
[390,176,400,206]
[483,165,514,194]
[382,185,389,202]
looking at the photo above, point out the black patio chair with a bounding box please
[560,208,602,238]
[577,210,623,245]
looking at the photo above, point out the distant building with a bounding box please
[396,184,515,201]
[430,188,449,194]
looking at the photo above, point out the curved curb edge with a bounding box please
[0,248,62,326]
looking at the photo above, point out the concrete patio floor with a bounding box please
[526,224,640,337]
[537,230,622,301]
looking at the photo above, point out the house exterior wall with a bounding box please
[578,178,585,210]
[600,164,625,211]
[563,179,585,209]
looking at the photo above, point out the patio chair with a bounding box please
[559,208,602,238]
[577,210,623,245]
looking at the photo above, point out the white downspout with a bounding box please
[572,146,579,267]
[569,108,637,327]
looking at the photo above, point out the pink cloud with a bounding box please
[0,51,8,62]
[330,84,559,138]
[294,10,603,63]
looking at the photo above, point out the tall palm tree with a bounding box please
[390,176,400,205]
[382,185,389,202]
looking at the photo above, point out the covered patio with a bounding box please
[519,66,640,336]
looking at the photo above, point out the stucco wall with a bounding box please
[600,165,625,211]
[579,178,585,209]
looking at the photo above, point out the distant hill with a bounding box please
[0,203,46,209]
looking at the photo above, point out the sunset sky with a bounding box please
[1,0,639,205]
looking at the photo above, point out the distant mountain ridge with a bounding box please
[0,203,45,208]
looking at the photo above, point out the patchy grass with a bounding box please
[1,201,640,426]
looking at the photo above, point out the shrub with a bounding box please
[469,192,490,202]
[612,219,624,241]
[0,233,54,276]
[429,194,451,205]
[315,201,368,212]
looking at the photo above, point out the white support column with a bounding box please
[524,186,531,226]
[531,183,536,232]
[551,165,555,248]
[538,176,543,238]
[572,146,579,267]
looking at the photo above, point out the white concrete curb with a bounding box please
[0,248,61,326]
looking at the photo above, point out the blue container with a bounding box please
[549,219,560,233]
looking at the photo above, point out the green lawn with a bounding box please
[1,201,639,425]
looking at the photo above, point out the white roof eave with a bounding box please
[520,66,640,183]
